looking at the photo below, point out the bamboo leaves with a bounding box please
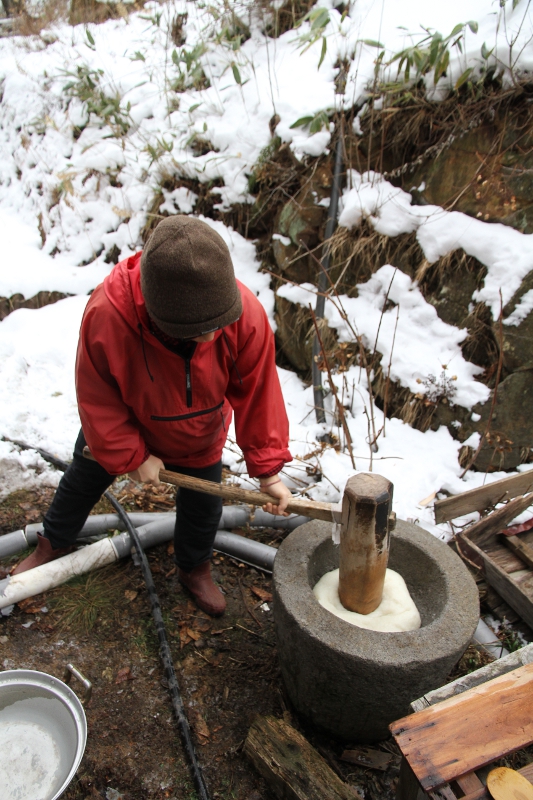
[388,21,478,86]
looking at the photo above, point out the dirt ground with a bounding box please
[0,482,527,800]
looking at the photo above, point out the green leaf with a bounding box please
[455,66,474,89]
[231,63,242,84]
[434,49,450,84]
[513,0,521,8]
[467,20,479,34]
[361,38,384,48]
[289,115,314,129]
[450,23,464,37]
[481,42,494,59]
[318,36,327,70]
[172,49,179,66]
[307,7,330,31]
[188,103,201,113]
[131,51,145,62]
[86,28,95,46]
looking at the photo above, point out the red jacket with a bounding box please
[75,253,292,477]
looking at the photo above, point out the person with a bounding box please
[13,216,293,616]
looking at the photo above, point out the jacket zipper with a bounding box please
[185,356,192,407]
[151,401,224,422]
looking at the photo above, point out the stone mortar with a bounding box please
[273,519,479,742]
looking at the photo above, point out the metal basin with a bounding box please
[0,667,89,800]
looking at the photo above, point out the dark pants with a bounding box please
[43,430,223,572]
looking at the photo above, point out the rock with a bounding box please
[273,163,332,285]
[406,119,533,234]
[500,270,533,373]
[464,370,533,471]
[274,295,314,373]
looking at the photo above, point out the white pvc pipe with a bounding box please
[0,518,281,612]
[472,617,510,659]
[0,538,117,611]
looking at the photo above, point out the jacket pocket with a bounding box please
[150,401,224,422]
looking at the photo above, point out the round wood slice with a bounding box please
[487,767,533,800]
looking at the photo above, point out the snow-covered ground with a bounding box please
[1,0,533,539]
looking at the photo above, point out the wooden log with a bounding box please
[434,472,533,524]
[244,715,362,800]
[338,473,394,615]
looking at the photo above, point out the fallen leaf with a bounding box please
[179,629,192,648]
[165,566,177,579]
[124,590,138,602]
[17,603,43,614]
[190,710,210,742]
[18,596,47,613]
[187,628,202,641]
[250,586,273,603]
[115,666,133,683]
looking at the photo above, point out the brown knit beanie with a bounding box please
[140,216,242,338]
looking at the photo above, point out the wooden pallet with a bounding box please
[457,519,533,631]
[392,645,533,800]
[432,471,533,630]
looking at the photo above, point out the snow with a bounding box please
[339,171,533,318]
[0,0,532,540]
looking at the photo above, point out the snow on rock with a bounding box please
[277,266,489,409]
[339,171,533,318]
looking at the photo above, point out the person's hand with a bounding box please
[129,454,164,485]
[259,476,292,516]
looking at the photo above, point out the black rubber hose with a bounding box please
[103,491,210,800]
[3,437,211,800]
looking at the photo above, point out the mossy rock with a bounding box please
[407,119,533,234]
[463,370,533,471]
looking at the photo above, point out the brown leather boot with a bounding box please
[11,533,75,575]
[178,561,226,617]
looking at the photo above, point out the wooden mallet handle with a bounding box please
[82,446,334,522]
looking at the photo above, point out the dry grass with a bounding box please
[4,0,145,35]
[50,563,128,634]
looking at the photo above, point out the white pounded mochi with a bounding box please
[313,568,421,632]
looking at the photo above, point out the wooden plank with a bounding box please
[502,535,533,571]
[341,747,397,771]
[428,788,457,800]
[483,555,533,630]
[434,473,533,524]
[390,663,533,792]
[411,644,533,713]
[483,543,525,574]
[460,531,533,628]
[455,773,484,794]
[462,494,533,550]
[397,757,425,800]
[244,715,362,800]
